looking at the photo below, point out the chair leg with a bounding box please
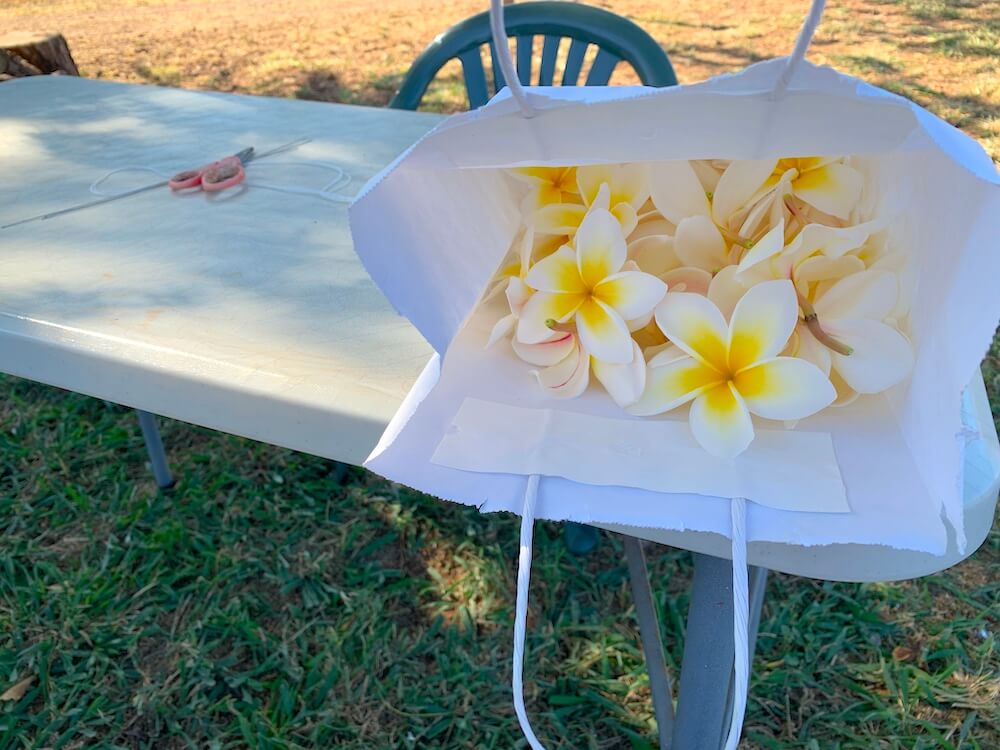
[136,410,175,490]
[624,535,675,750]
[671,553,768,750]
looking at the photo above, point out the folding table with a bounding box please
[1,76,997,750]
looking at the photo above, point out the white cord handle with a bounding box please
[724,497,750,750]
[772,0,827,98]
[489,0,536,118]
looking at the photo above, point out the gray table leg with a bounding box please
[136,410,174,489]
[624,535,674,749]
[671,553,768,750]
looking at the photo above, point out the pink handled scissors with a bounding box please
[168,146,254,192]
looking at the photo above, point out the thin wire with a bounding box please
[489,0,536,118]
[723,497,750,750]
[512,474,547,750]
[772,0,827,99]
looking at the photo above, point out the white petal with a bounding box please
[487,313,515,348]
[533,343,590,399]
[674,215,728,272]
[650,160,711,224]
[512,331,577,366]
[736,220,786,274]
[654,291,730,372]
[661,267,711,296]
[576,208,627,287]
[734,357,836,420]
[525,246,585,294]
[593,340,646,407]
[575,297,634,364]
[707,265,748,321]
[628,355,723,416]
[594,271,667,320]
[628,234,680,276]
[785,219,882,259]
[516,291,584,344]
[646,344,688,367]
[793,325,832,376]
[689,383,755,458]
[727,279,800,372]
[506,277,532,315]
[793,162,863,220]
[825,319,914,394]
[814,269,897,322]
[712,159,777,225]
[628,217,676,242]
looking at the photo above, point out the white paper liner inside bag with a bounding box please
[351,58,1000,555]
[366,309,948,554]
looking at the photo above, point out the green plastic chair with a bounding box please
[389,1,678,110]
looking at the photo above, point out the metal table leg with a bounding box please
[624,535,674,749]
[136,410,174,489]
[671,553,768,750]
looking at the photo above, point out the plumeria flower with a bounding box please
[517,208,666,364]
[714,157,864,240]
[534,164,650,238]
[522,333,646,406]
[793,270,914,404]
[629,280,836,458]
[510,167,580,211]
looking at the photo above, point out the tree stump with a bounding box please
[0,32,80,79]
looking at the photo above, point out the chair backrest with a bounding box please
[390,1,677,111]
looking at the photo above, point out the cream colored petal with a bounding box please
[506,276,532,315]
[612,202,639,237]
[661,267,711,296]
[793,325,832,376]
[627,356,723,416]
[707,265,748,321]
[674,215,728,272]
[533,342,590,399]
[629,217,676,242]
[646,343,688,367]
[814,269,897,322]
[516,291,585,344]
[649,160,711,224]
[486,313,515,348]
[512,331,577,366]
[712,159,777,225]
[575,297,634,364]
[734,357,836,420]
[690,159,723,192]
[525,246,585,294]
[829,367,860,407]
[593,340,647,407]
[534,203,587,236]
[784,219,882,259]
[793,162,863,220]
[727,279,799,372]
[825,319,914,394]
[594,271,667,320]
[576,208,627,288]
[654,291,729,372]
[610,163,651,208]
[577,165,612,206]
[628,235,680,276]
[736,220,786,275]
[627,309,654,332]
[689,383,755,458]
[531,232,567,263]
[792,255,865,298]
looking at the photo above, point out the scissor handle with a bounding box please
[168,168,204,190]
[201,157,245,192]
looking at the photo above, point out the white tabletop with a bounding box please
[0,76,438,464]
[1,76,996,581]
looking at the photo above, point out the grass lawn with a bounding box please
[1,0,999,748]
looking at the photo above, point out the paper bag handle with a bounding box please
[488,0,827,116]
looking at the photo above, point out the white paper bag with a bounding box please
[351,57,1000,559]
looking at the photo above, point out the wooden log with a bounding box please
[0,32,79,77]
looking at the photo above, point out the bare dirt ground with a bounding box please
[4,0,998,159]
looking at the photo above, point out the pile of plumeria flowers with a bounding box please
[486,159,915,458]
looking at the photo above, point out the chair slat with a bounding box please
[488,41,506,94]
[562,38,588,85]
[585,48,621,86]
[515,35,533,85]
[458,48,490,108]
[538,35,560,86]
